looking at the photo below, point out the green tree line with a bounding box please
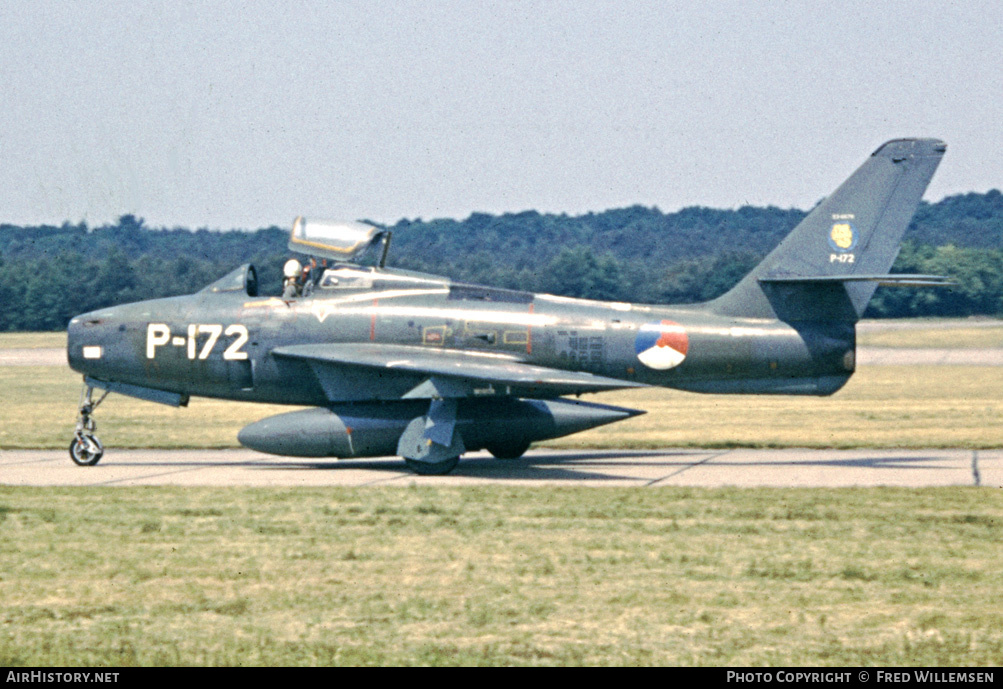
[1,190,1002,331]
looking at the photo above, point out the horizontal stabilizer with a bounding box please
[760,274,955,287]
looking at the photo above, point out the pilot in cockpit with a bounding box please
[282,259,303,298]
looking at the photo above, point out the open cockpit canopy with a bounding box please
[289,217,388,263]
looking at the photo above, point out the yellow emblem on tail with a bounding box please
[830,223,855,251]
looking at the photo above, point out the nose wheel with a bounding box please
[70,383,108,466]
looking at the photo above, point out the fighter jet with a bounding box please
[66,138,948,474]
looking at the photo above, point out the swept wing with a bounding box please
[272,343,644,401]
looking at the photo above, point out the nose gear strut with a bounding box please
[70,382,109,466]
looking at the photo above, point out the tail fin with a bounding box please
[710,138,946,322]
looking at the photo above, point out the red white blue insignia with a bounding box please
[634,320,689,370]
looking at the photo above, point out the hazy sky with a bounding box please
[1,0,1000,229]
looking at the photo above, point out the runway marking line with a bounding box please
[644,450,733,486]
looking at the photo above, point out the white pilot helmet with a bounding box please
[283,259,303,278]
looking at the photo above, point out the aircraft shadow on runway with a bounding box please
[229,449,959,482]
[81,449,966,484]
[263,450,688,482]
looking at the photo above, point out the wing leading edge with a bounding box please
[272,343,645,402]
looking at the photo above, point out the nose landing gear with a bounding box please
[70,383,108,466]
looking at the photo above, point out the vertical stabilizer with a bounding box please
[710,138,946,321]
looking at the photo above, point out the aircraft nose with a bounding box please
[67,308,120,374]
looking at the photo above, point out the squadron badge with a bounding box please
[829,222,857,253]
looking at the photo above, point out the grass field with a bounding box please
[0,332,67,348]
[2,485,1001,666]
[0,363,297,451]
[857,322,1003,349]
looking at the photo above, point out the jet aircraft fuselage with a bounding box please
[64,138,948,473]
[68,266,854,406]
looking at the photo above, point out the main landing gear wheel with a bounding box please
[486,440,531,460]
[69,435,104,466]
[70,382,109,466]
[404,456,460,476]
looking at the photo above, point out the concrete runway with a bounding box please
[0,348,67,366]
[3,447,999,488]
[856,348,1003,365]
